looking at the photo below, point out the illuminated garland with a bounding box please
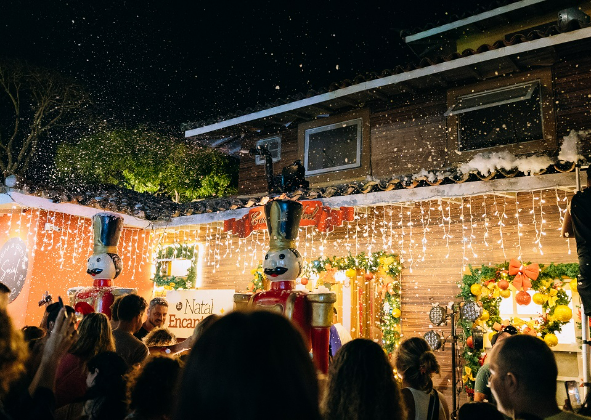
[307,251,403,354]
[248,263,265,293]
[458,260,579,397]
[151,244,198,290]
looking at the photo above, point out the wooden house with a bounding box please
[180,0,591,409]
[2,0,591,412]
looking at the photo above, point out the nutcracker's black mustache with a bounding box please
[264,267,288,276]
[87,268,103,275]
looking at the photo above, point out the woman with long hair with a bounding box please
[395,337,449,420]
[173,310,321,420]
[126,356,182,420]
[322,338,406,420]
[56,351,128,420]
[54,312,115,408]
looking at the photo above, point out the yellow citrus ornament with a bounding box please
[544,333,558,347]
[392,308,401,318]
[488,332,496,341]
[500,289,511,299]
[532,293,547,305]
[480,309,490,322]
[480,287,491,298]
[554,305,573,322]
[470,284,482,296]
[345,268,357,278]
[570,279,578,293]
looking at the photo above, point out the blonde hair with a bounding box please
[69,312,115,362]
[395,337,440,393]
[0,310,28,397]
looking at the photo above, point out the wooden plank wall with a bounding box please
[236,53,591,195]
[162,187,578,408]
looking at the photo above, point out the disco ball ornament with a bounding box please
[429,305,447,326]
[424,330,442,351]
[461,301,482,321]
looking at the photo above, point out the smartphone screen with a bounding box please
[565,380,581,410]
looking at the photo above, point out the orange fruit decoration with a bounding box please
[515,290,532,306]
[498,279,510,290]
[300,278,309,285]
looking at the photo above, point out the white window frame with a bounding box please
[497,290,580,352]
[255,136,281,166]
[304,118,362,176]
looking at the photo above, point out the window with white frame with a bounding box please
[498,290,578,350]
[255,136,281,165]
[304,118,362,175]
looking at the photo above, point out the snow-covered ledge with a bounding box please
[153,172,579,228]
[0,191,152,229]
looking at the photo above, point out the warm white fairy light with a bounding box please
[419,201,427,262]
[407,206,414,272]
[467,196,477,258]
[531,191,540,255]
[493,195,507,260]
[555,188,571,255]
[482,196,490,248]
[31,209,41,258]
[538,191,546,256]
[381,205,387,250]
[16,206,22,234]
[6,206,13,236]
[438,200,451,259]
[514,193,523,260]
[399,205,405,263]
[460,198,467,265]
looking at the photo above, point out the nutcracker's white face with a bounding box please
[263,248,302,281]
[87,253,120,279]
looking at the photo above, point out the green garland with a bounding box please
[151,244,198,290]
[458,261,579,397]
[307,251,402,354]
[248,264,266,293]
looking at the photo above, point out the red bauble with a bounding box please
[364,273,374,280]
[498,279,509,290]
[466,336,474,348]
[300,278,309,285]
[516,290,532,306]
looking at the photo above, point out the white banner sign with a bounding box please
[165,289,235,337]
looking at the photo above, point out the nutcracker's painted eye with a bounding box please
[97,258,101,262]
[279,254,285,259]
[265,254,269,260]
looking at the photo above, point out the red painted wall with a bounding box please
[1,209,155,328]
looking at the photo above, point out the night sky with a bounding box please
[2,1,487,130]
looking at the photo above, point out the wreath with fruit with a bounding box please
[458,259,579,397]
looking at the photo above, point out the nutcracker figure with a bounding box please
[234,200,336,373]
[68,212,135,317]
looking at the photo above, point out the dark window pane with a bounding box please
[306,123,360,173]
[458,88,543,151]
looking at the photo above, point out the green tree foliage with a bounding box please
[54,127,238,201]
[0,60,90,177]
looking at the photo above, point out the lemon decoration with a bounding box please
[392,308,401,318]
[570,279,578,293]
[544,333,558,347]
[480,287,491,298]
[500,289,511,299]
[345,268,357,278]
[532,293,547,305]
[480,309,490,322]
[470,284,482,296]
[554,305,572,322]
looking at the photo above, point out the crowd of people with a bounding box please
[0,283,590,420]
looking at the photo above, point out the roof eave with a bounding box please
[185,26,591,138]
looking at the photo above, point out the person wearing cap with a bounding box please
[134,297,169,340]
[474,325,518,404]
